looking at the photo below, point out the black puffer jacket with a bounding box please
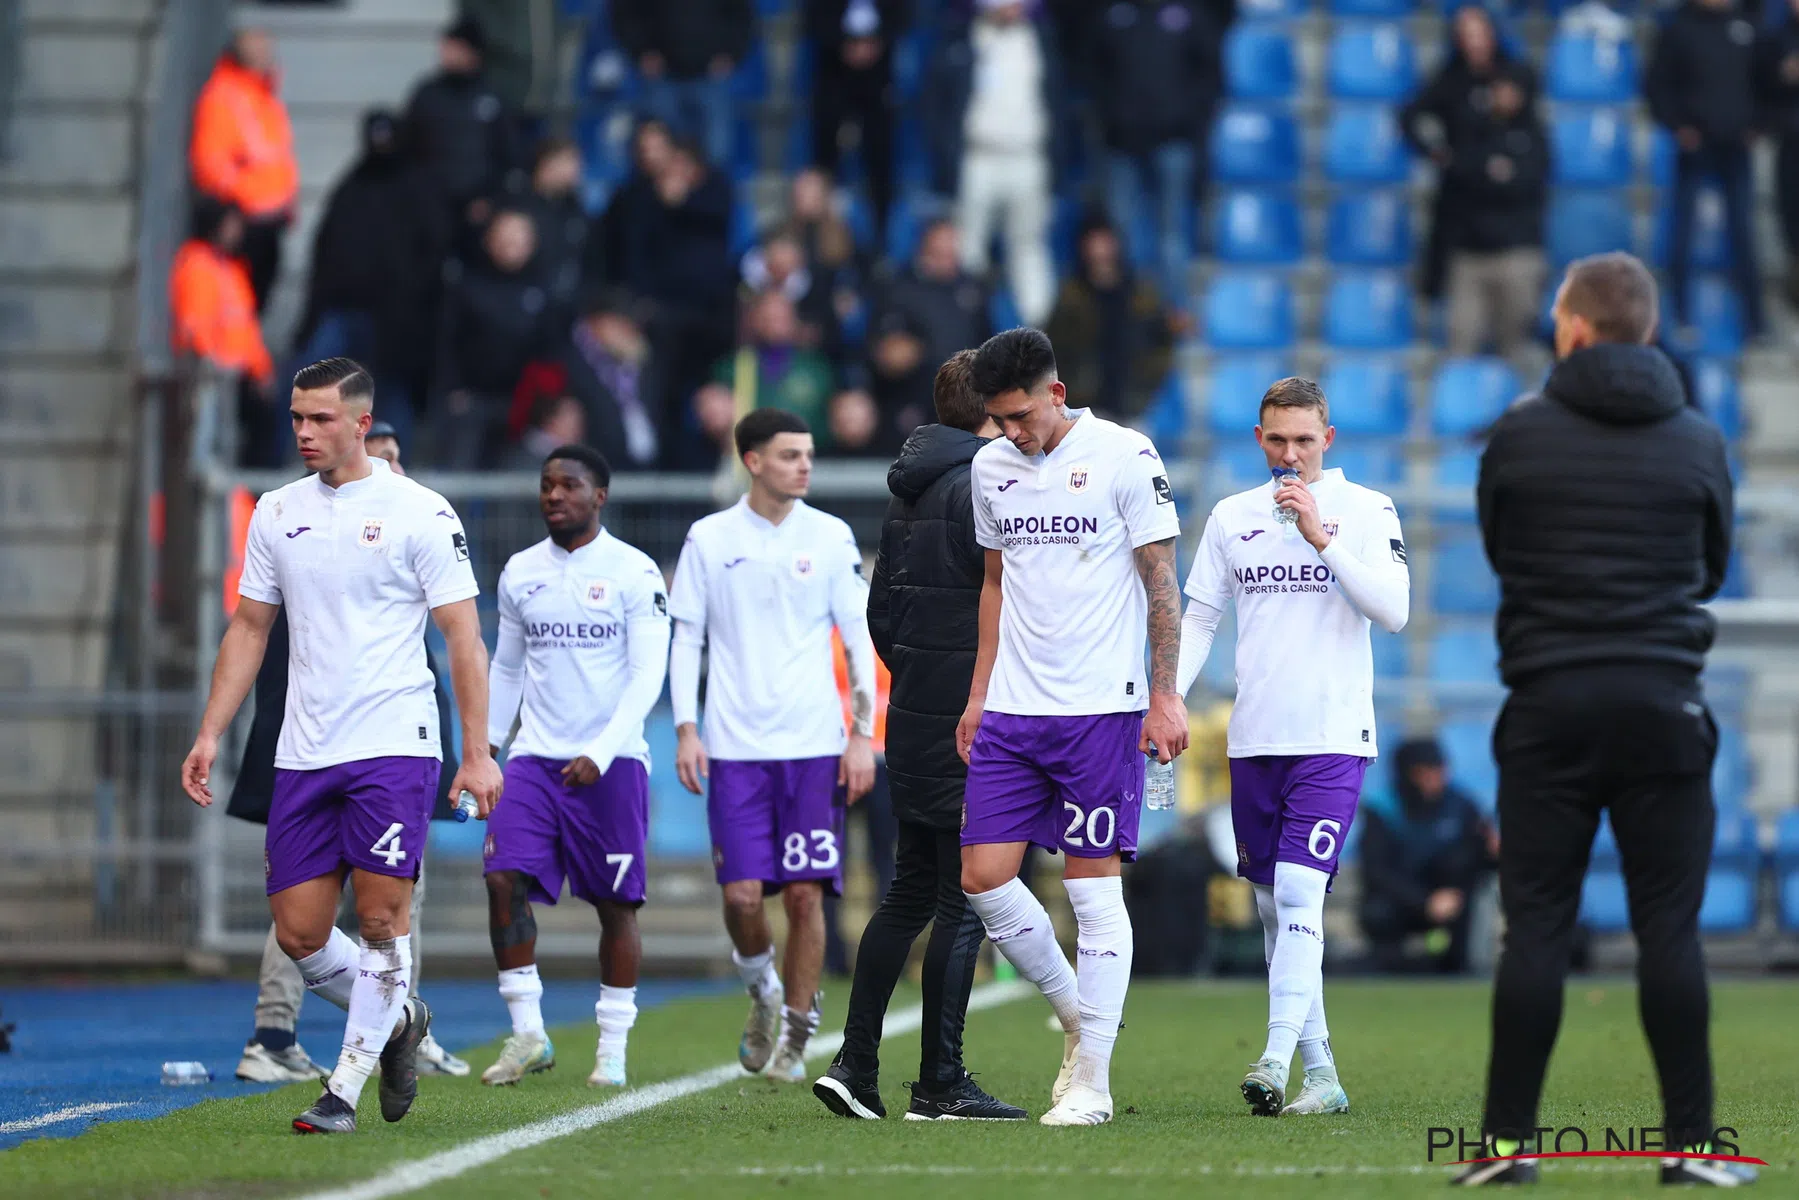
[1477,342,1734,687]
[1646,2,1760,146]
[868,424,990,828]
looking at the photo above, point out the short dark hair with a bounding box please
[292,357,375,408]
[734,407,810,459]
[533,135,578,172]
[1561,252,1659,344]
[932,350,986,433]
[544,443,611,488]
[1258,376,1330,426]
[968,328,1057,400]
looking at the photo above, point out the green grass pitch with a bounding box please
[3,978,1793,1199]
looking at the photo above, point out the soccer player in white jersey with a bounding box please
[180,358,503,1134]
[957,328,1189,1127]
[1175,376,1410,1118]
[481,444,670,1089]
[668,409,878,1083]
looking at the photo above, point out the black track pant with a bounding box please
[838,819,983,1086]
[1483,663,1718,1150]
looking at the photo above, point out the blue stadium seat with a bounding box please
[1777,810,1799,931]
[1225,22,1298,101]
[1682,276,1746,357]
[1327,22,1416,100]
[989,288,1022,333]
[1332,0,1413,15]
[1326,189,1412,266]
[1435,446,1481,487]
[729,188,758,256]
[1330,438,1406,487]
[1211,189,1304,264]
[731,38,771,101]
[1204,271,1296,350]
[1212,105,1302,185]
[1430,627,1500,685]
[892,30,929,103]
[1239,0,1310,17]
[1653,184,1734,271]
[1437,715,1499,809]
[1318,355,1409,435]
[1701,811,1759,933]
[1714,723,1754,814]
[1206,440,1279,491]
[1431,525,1499,615]
[1551,108,1634,187]
[1431,357,1520,437]
[1546,189,1635,266]
[1206,353,1291,433]
[1692,358,1743,439]
[1650,126,1679,189]
[1322,270,1412,349]
[1372,626,1408,678]
[884,191,943,264]
[1580,870,1631,932]
[1322,105,1411,184]
[1545,32,1638,103]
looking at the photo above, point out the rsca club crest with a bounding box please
[585,579,611,607]
[791,553,814,579]
[1066,465,1090,494]
[359,519,384,547]
[1322,518,1340,539]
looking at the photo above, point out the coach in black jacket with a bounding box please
[813,351,1024,1122]
[1462,251,1747,1186]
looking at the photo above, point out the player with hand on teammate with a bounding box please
[1175,376,1410,1118]
[480,445,670,1089]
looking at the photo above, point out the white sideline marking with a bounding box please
[0,1101,134,1135]
[301,980,1035,1200]
[659,1162,1662,1179]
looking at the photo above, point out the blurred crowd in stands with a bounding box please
[169,0,1798,471]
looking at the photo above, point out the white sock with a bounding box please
[966,877,1081,1033]
[596,985,637,1057]
[294,927,358,1012]
[1064,875,1132,1095]
[778,1002,820,1049]
[498,964,545,1036]
[1263,862,1329,1066]
[327,935,412,1107]
[1255,883,1332,1072]
[732,947,780,997]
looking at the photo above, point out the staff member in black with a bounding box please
[810,351,1025,1122]
[1459,252,1752,1187]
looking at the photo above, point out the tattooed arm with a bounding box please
[1134,536,1189,763]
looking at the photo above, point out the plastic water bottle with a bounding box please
[1271,467,1300,525]
[452,790,479,822]
[1145,744,1176,811]
[161,1061,212,1086]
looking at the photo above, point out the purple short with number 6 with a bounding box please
[1228,753,1368,886]
[961,711,1145,861]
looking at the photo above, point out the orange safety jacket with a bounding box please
[170,239,275,385]
[189,57,298,218]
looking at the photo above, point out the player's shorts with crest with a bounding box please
[484,754,649,905]
[266,755,437,895]
[707,756,845,895]
[961,712,1145,861]
[1228,753,1368,886]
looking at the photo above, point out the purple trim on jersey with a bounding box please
[1227,753,1368,886]
[265,756,437,895]
[483,754,649,905]
[961,712,1145,861]
[707,757,845,895]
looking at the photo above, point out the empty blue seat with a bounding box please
[1372,625,1409,677]
[1328,22,1416,100]
[1552,108,1634,187]
[1431,525,1499,615]
[1682,276,1746,357]
[1650,127,1677,188]
[1332,0,1413,15]
[1545,32,1638,103]
[1239,0,1309,17]
[1713,723,1754,812]
[1226,22,1298,100]
[1323,105,1411,184]
[729,189,758,256]
[1212,189,1303,264]
[1318,355,1410,434]
[1330,438,1406,486]
[1437,715,1499,808]
[1206,353,1290,433]
[1212,105,1302,185]
[730,38,771,101]
[1653,184,1734,271]
[1435,446,1481,487]
[1322,270,1412,349]
[1205,271,1296,350]
[989,288,1022,333]
[1547,188,1635,266]
[1430,627,1499,686]
[1327,189,1412,266]
[1431,356,1520,436]
[1692,358,1742,439]
[1206,440,1279,491]
[1777,811,1799,931]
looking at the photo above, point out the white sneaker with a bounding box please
[763,1037,808,1083]
[235,1040,329,1083]
[1051,1030,1081,1105]
[1241,1056,1289,1116]
[1280,1068,1349,1115]
[588,1049,627,1088]
[481,1031,555,1086]
[738,982,784,1073]
[1039,1081,1113,1126]
[417,1032,470,1077]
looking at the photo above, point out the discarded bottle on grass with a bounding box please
[161,1061,212,1085]
[452,790,479,822]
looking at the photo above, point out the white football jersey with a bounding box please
[971,410,1181,716]
[490,530,668,764]
[1184,468,1409,758]
[237,458,479,769]
[667,498,866,761]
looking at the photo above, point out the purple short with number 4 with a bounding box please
[708,756,845,895]
[266,755,438,895]
[1228,753,1369,886]
[962,712,1145,861]
[483,754,649,905]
